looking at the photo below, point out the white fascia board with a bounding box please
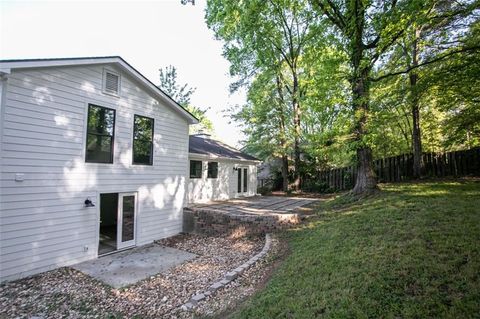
[0,57,118,69]
[0,57,199,124]
[188,152,261,164]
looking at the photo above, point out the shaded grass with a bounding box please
[233,181,480,318]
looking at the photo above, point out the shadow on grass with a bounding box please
[230,180,480,319]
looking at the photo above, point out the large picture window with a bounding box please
[133,115,154,165]
[190,160,202,178]
[86,104,115,163]
[207,162,218,178]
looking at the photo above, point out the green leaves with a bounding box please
[158,65,213,134]
[206,0,479,186]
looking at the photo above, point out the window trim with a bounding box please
[207,162,218,179]
[190,160,203,179]
[85,103,116,164]
[102,68,121,97]
[132,114,154,166]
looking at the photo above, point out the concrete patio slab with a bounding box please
[73,244,196,288]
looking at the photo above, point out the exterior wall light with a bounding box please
[84,198,95,207]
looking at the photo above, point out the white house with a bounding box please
[0,56,259,282]
[187,133,260,203]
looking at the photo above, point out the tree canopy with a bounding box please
[205,0,480,194]
[158,65,214,134]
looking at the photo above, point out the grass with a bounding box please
[233,180,480,318]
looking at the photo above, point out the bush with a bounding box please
[257,186,271,195]
[301,180,330,193]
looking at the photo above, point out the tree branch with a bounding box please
[371,45,480,82]
[370,28,405,65]
[364,0,398,50]
[326,0,347,28]
[312,0,346,32]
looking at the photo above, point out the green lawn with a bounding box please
[234,180,480,318]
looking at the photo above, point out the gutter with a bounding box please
[188,152,262,164]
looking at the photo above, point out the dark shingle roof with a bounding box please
[189,135,259,161]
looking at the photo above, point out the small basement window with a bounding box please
[207,162,218,178]
[190,160,202,178]
[85,104,115,163]
[103,69,121,96]
[133,115,154,165]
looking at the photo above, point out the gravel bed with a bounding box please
[174,234,283,318]
[0,234,263,319]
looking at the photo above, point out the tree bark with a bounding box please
[351,68,378,194]
[276,74,290,192]
[281,155,289,192]
[292,71,301,190]
[410,28,424,178]
[353,147,377,194]
[348,0,377,195]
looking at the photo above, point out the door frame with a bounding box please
[117,192,138,250]
[237,166,249,196]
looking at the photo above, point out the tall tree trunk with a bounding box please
[281,155,289,192]
[349,0,377,195]
[276,74,290,192]
[351,68,378,195]
[410,28,424,178]
[292,72,301,190]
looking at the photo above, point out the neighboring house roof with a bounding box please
[0,56,198,124]
[189,135,260,162]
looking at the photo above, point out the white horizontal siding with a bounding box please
[187,158,258,203]
[0,63,189,282]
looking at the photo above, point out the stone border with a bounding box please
[181,233,272,311]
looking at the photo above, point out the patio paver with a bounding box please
[188,196,317,216]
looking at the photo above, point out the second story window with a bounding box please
[86,104,115,163]
[133,115,154,165]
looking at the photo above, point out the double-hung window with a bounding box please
[190,160,202,178]
[85,104,115,163]
[207,162,218,178]
[133,115,154,165]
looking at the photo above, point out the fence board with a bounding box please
[304,147,480,191]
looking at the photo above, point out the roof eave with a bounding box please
[188,152,261,163]
[0,56,199,124]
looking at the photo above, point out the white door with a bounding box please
[237,167,249,196]
[117,193,137,249]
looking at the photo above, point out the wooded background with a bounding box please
[304,147,480,191]
[204,0,480,194]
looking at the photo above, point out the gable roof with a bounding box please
[189,135,260,162]
[0,56,198,124]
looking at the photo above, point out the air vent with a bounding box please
[103,69,120,95]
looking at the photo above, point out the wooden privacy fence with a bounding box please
[311,147,480,191]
